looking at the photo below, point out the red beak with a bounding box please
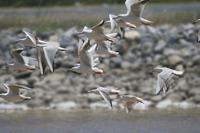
[93,71,102,74]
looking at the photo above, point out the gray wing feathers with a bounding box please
[109,14,118,32]
[38,50,47,75]
[3,84,19,95]
[156,75,167,94]
[43,46,58,72]
[98,89,113,108]
[11,49,25,64]
[23,31,37,45]
[23,56,38,66]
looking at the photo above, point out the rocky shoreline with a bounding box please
[0,24,200,112]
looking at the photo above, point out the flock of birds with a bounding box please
[0,0,199,113]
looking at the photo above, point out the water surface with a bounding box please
[0,109,199,133]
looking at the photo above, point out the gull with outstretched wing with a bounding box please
[0,83,32,102]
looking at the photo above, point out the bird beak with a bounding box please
[138,100,144,104]
[21,97,31,100]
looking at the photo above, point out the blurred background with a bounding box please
[0,1,200,133]
[0,0,199,31]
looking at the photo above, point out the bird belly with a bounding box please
[76,67,93,74]
[10,64,27,71]
[96,49,109,55]
[87,34,106,41]
[4,96,21,102]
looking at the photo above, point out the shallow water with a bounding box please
[0,109,199,133]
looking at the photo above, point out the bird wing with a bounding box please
[78,38,90,56]
[78,39,84,56]
[11,84,31,90]
[129,0,150,17]
[156,74,167,95]
[88,44,100,67]
[96,41,110,50]
[91,20,105,34]
[125,96,141,113]
[3,84,19,96]
[43,45,58,72]
[23,31,37,45]
[106,33,118,38]
[109,14,118,32]
[93,57,100,67]
[164,79,171,93]
[125,0,138,15]
[38,50,47,75]
[23,56,38,66]
[153,68,163,74]
[11,48,25,64]
[3,83,11,95]
[97,88,113,108]
[79,39,92,67]
[125,101,135,113]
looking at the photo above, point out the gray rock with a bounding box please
[188,88,200,96]
[56,86,70,94]
[151,95,163,102]
[166,93,183,102]
[90,102,111,110]
[27,76,39,86]
[154,40,166,53]
[163,48,177,56]
[110,56,122,68]
[168,55,183,65]
[192,95,200,103]
[173,101,196,109]
[0,103,29,112]
[52,101,77,111]
[156,99,172,109]
[59,27,78,47]
[175,79,188,91]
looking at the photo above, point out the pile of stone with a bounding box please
[0,24,200,111]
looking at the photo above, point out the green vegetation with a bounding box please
[0,0,199,7]
[1,8,199,32]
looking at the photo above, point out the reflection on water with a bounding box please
[0,109,199,133]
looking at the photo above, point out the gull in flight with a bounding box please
[118,95,144,113]
[106,14,136,33]
[0,83,31,102]
[153,67,184,95]
[15,31,47,46]
[115,0,153,26]
[7,48,36,71]
[70,38,103,74]
[77,20,116,42]
[88,87,120,108]
[35,42,66,75]
[94,40,119,57]
[193,19,200,42]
